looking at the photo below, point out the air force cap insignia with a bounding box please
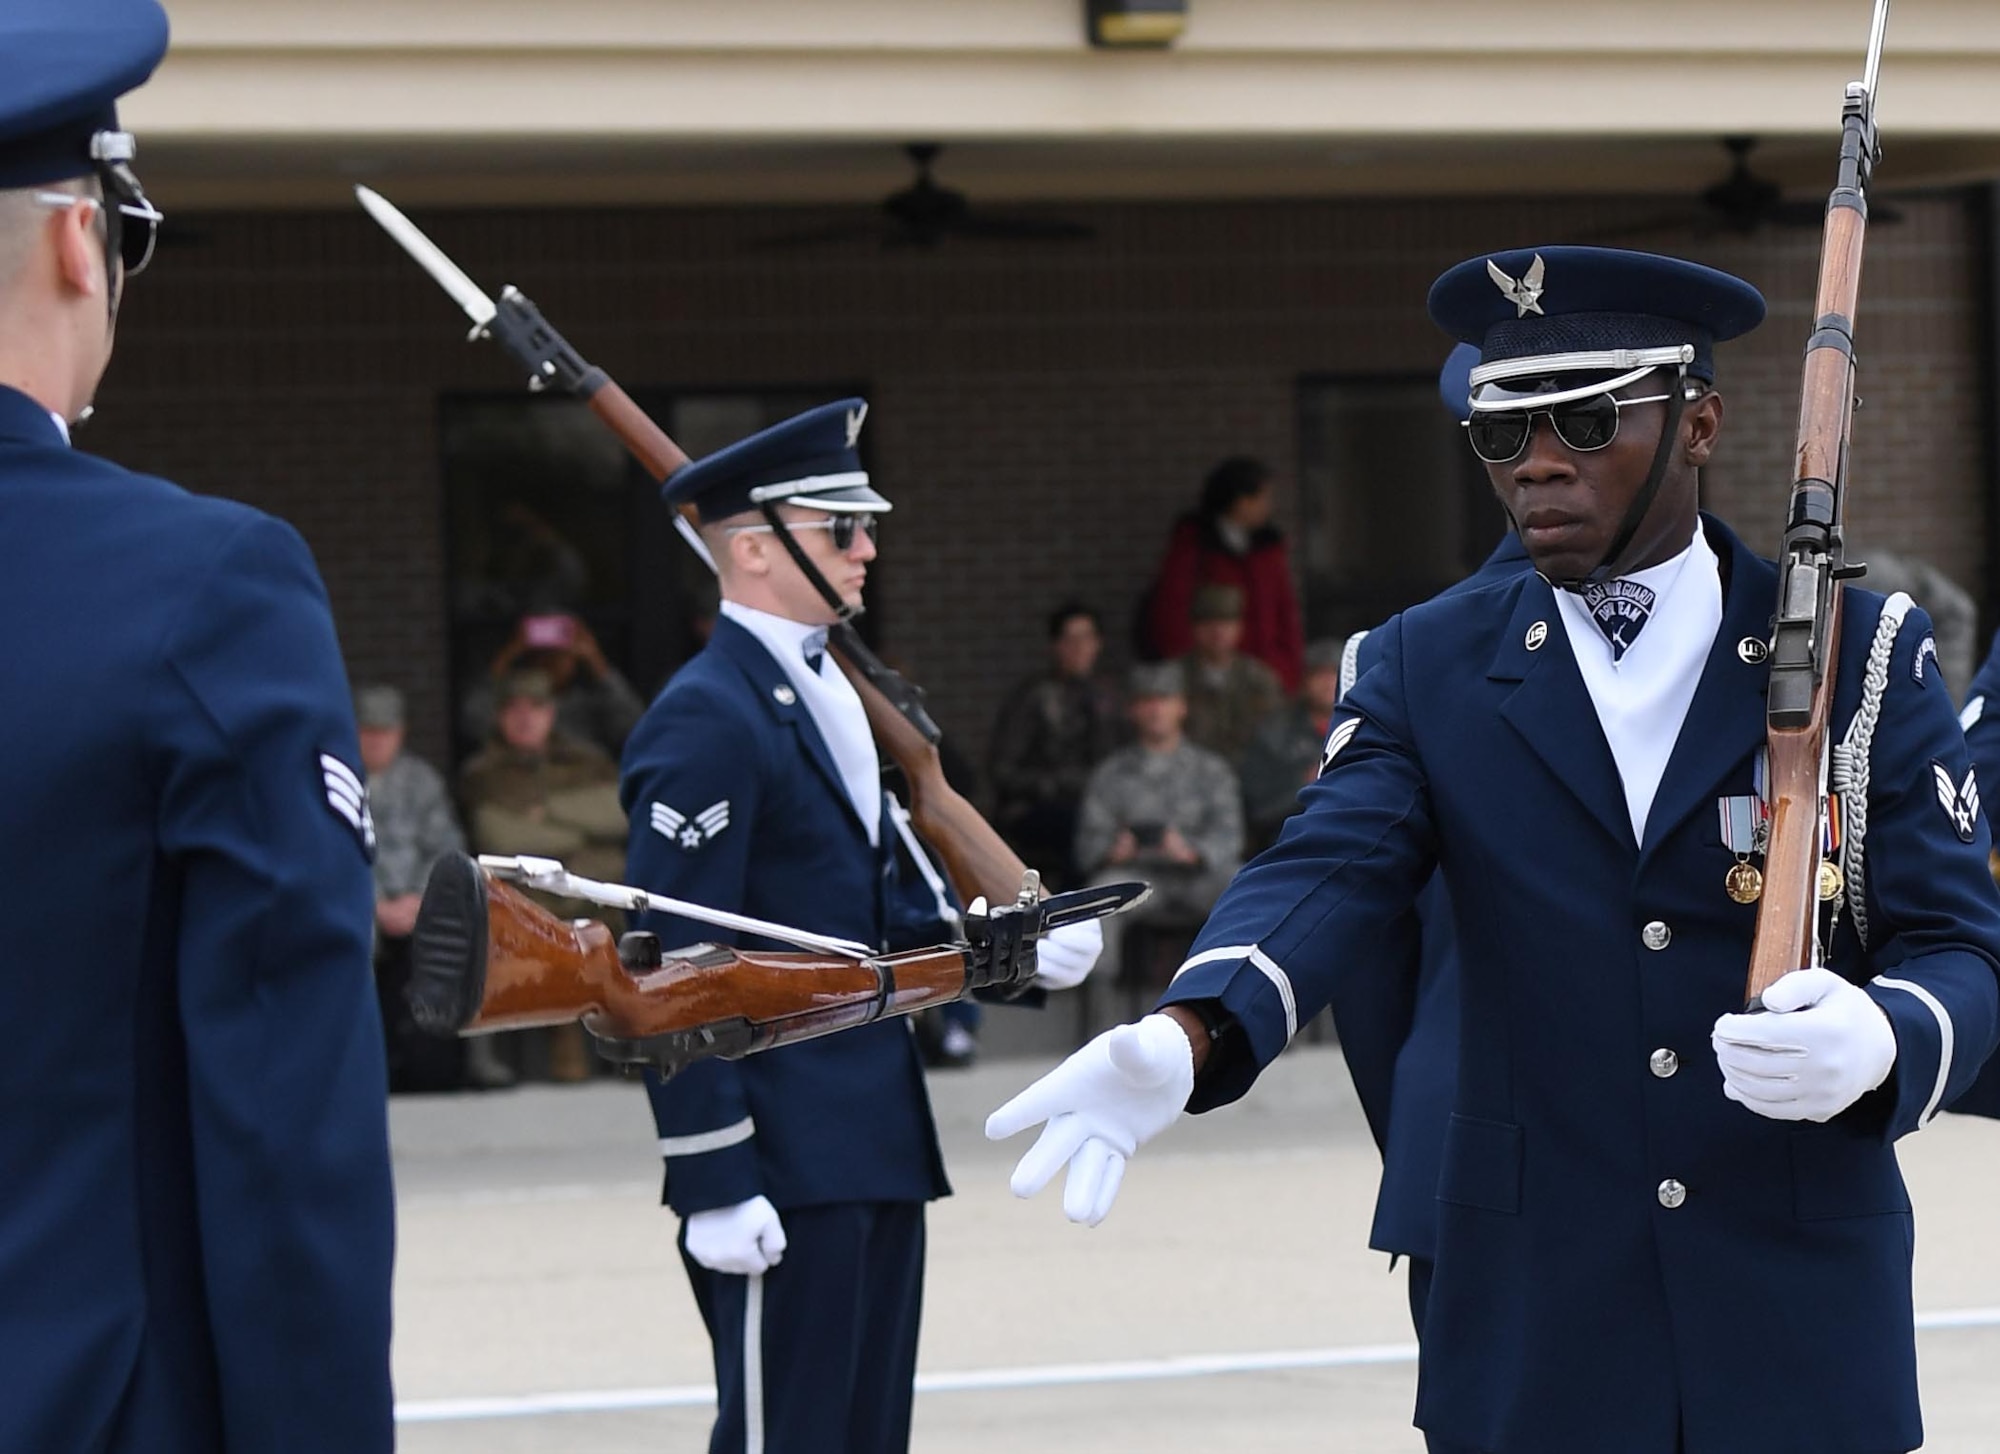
[1486,254,1546,318]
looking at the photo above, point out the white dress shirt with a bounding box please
[721,600,882,846]
[1553,523,1722,843]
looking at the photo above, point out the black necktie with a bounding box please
[1579,579,1656,662]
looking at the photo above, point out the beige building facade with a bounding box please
[84,1,2000,773]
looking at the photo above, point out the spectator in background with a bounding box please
[1075,662,1244,993]
[1180,584,1285,766]
[1238,638,1346,853]
[988,601,1123,891]
[459,669,629,1082]
[1851,546,1977,704]
[356,685,512,1092]
[459,609,647,756]
[1143,456,1305,691]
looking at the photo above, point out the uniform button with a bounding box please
[1657,1178,1687,1209]
[1649,1048,1680,1079]
[1641,920,1672,951]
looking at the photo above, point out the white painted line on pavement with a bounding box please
[395,1308,2000,1424]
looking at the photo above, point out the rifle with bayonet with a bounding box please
[354,184,1031,912]
[1744,0,1892,1007]
[406,852,1144,1076]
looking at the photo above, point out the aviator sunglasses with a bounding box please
[728,514,881,551]
[1463,389,1676,465]
[33,189,165,277]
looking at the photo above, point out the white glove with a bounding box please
[1033,920,1103,991]
[984,1013,1194,1226]
[1712,968,1897,1123]
[683,1195,788,1275]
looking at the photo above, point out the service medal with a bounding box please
[1725,861,1763,904]
[1818,859,1844,902]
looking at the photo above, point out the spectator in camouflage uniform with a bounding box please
[1238,638,1345,852]
[355,685,509,1091]
[987,601,1123,890]
[1180,584,1285,766]
[458,668,629,1082]
[1075,661,1244,1006]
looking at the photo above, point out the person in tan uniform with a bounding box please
[458,668,628,1080]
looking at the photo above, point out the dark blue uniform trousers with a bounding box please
[681,1202,926,1454]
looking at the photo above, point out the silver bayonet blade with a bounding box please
[354,185,497,329]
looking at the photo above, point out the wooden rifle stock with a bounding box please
[1744,18,1886,1004]
[409,853,983,1073]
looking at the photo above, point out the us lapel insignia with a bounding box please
[1737,637,1769,664]
[1319,714,1363,775]
[1932,761,1980,843]
[651,799,732,851]
[1486,254,1546,318]
[1525,620,1549,651]
[773,684,797,705]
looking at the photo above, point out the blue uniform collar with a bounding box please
[1486,513,1777,855]
[0,385,68,448]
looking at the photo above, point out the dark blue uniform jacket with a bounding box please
[622,616,951,1216]
[1328,533,1532,1262]
[1163,514,2000,1454]
[0,387,394,1452]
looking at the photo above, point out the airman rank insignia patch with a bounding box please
[1320,715,1362,776]
[320,752,376,861]
[1913,635,1938,686]
[652,799,730,851]
[1932,762,1979,843]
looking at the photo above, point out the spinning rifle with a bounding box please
[407,853,1144,1076]
[1744,0,1892,1006]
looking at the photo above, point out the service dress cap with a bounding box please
[0,0,169,189]
[1428,245,1767,405]
[662,398,890,524]
[1438,342,1481,424]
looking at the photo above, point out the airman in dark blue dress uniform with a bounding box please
[991,247,2000,1454]
[0,4,395,1450]
[625,401,1076,1453]
[1946,636,2000,1118]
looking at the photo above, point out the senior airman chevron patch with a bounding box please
[651,799,731,852]
[1933,762,1980,843]
[1319,715,1362,776]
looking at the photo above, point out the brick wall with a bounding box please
[84,190,1989,779]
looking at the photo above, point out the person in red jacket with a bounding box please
[1143,456,1306,692]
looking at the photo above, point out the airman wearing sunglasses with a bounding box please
[620,399,1102,1453]
[0,3,396,1451]
[989,246,2000,1454]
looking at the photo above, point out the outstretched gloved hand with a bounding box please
[1712,967,1897,1123]
[984,1013,1194,1226]
[683,1195,788,1275]
[1033,920,1103,991]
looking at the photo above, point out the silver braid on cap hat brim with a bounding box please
[1830,590,1915,950]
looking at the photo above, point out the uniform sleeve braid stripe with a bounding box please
[657,1117,756,1159]
[1873,976,1955,1127]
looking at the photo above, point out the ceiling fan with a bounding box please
[756,143,1095,250]
[1590,136,1902,241]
